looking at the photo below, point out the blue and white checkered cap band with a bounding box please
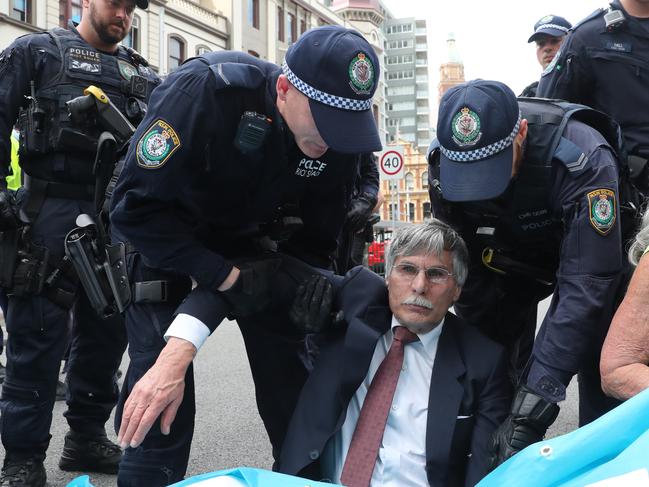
[535,23,569,34]
[282,62,372,112]
[441,115,522,162]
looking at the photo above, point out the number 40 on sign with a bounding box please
[378,145,404,180]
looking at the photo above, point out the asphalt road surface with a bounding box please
[0,297,579,486]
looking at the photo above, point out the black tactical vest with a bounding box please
[19,27,154,183]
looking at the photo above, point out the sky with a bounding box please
[379,0,605,124]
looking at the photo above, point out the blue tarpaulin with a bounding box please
[478,387,649,487]
[66,468,338,487]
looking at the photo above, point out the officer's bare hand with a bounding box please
[118,337,196,449]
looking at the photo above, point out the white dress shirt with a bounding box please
[322,315,444,486]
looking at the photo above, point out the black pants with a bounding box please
[116,252,327,486]
[0,197,126,461]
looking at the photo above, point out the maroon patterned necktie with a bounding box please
[339,325,419,487]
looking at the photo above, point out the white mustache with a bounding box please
[402,295,433,309]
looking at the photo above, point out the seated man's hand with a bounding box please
[289,274,340,334]
[118,337,196,449]
[220,258,282,317]
[488,386,560,469]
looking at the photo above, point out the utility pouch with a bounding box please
[0,229,20,288]
[11,241,50,297]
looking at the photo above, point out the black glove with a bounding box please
[346,193,378,233]
[488,386,560,469]
[0,189,20,232]
[289,274,342,334]
[220,258,282,318]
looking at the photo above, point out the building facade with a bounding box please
[383,16,431,155]
[0,0,229,74]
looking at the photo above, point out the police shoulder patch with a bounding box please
[587,188,616,235]
[136,119,181,170]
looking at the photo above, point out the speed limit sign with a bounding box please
[378,145,405,180]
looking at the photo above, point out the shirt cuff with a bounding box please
[164,313,211,351]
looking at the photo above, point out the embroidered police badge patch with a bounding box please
[587,188,616,235]
[452,107,482,147]
[118,59,138,80]
[136,119,181,169]
[539,15,554,24]
[348,52,374,95]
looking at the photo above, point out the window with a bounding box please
[423,202,432,220]
[389,203,398,220]
[11,0,32,23]
[387,85,415,96]
[387,70,414,81]
[388,101,415,111]
[388,39,411,49]
[248,0,259,29]
[408,203,415,221]
[123,15,140,51]
[405,172,414,191]
[59,0,82,27]
[300,19,306,36]
[421,171,428,189]
[196,45,211,55]
[287,13,296,44]
[168,36,185,72]
[277,7,285,42]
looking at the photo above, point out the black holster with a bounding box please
[65,224,131,318]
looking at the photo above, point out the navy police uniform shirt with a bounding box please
[436,119,624,390]
[537,1,649,158]
[110,52,362,298]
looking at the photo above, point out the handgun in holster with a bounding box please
[65,214,131,318]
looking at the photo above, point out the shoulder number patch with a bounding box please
[587,188,616,235]
[136,119,181,169]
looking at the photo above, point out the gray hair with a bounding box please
[629,210,649,266]
[385,219,469,286]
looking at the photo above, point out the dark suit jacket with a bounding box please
[278,267,512,486]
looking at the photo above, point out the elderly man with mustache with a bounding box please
[278,219,512,487]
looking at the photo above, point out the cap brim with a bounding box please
[439,146,513,202]
[309,99,382,153]
[136,0,148,9]
[528,29,566,43]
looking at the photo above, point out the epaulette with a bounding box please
[208,62,265,91]
[572,8,606,30]
[554,136,589,175]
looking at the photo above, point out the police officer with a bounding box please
[520,14,572,97]
[537,0,649,190]
[0,0,159,483]
[428,80,627,467]
[109,26,381,486]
